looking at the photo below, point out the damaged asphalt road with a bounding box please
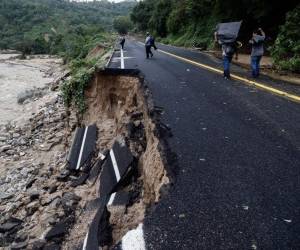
[110,40,300,249]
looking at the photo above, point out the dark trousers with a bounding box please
[120,42,125,49]
[223,56,232,78]
[145,45,153,58]
[251,56,262,78]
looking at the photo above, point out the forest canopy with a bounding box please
[131,0,300,72]
[0,0,136,60]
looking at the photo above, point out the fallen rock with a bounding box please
[56,169,70,182]
[26,178,37,189]
[30,239,46,250]
[0,192,13,201]
[48,185,57,194]
[26,201,39,216]
[0,145,11,152]
[70,173,89,187]
[44,217,73,241]
[0,136,7,141]
[11,241,28,250]
[17,89,35,104]
[28,190,40,201]
[43,243,60,250]
[0,217,23,233]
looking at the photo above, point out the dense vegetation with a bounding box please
[131,0,300,72]
[0,0,137,113]
[0,0,136,60]
[271,5,300,72]
[113,16,133,34]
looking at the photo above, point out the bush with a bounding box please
[271,5,300,73]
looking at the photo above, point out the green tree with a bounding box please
[130,1,154,31]
[148,0,172,37]
[113,16,133,34]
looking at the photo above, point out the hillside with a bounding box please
[0,0,136,59]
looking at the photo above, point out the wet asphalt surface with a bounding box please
[109,40,300,249]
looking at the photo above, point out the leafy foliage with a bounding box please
[61,43,114,114]
[131,0,299,53]
[271,5,300,73]
[113,16,133,34]
[0,0,136,59]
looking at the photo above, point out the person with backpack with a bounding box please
[249,28,265,78]
[145,32,157,59]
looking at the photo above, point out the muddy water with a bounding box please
[0,53,63,125]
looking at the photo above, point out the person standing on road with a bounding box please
[145,32,157,59]
[215,32,239,79]
[120,36,126,50]
[249,28,265,78]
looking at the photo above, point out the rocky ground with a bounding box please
[0,54,80,249]
[0,53,170,249]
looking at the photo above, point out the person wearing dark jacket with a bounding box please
[120,36,125,50]
[249,28,265,78]
[145,32,157,59]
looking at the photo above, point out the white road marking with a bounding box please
[112,57,134,60]
[121,48,125,69]
[108,192,116,206]
[110,149,121,181]
[76,126,88,170]
[122,223,146,250]
[82,232,89,250]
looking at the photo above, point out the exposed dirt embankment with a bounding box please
[67,72,171,248]
[0,64,172,249]
[84,73,169,204]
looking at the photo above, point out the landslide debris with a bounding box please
[0,65,173,249]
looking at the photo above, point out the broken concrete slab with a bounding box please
[67,125,97,171]
[80,124,97,169]
[98,157,118,197]
[111,141,134,178]
[82,197,109,250]
[98,141,133,197]
[67,127,84,170]
[107,192,130,207]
